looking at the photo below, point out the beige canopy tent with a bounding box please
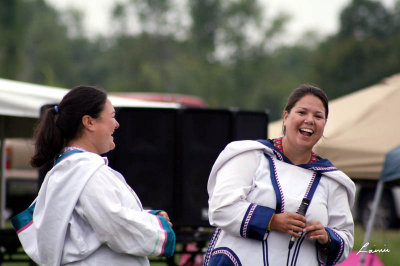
[268,73,400,180]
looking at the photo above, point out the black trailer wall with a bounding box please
[106,107,269,227]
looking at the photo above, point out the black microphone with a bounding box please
[288,198,310,249]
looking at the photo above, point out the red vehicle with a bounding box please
[110,93,207,108]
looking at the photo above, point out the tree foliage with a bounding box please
[339,0,394,40]
[1,0,400,120]
[312,0,400,100]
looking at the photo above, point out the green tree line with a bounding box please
[1,0,400,120]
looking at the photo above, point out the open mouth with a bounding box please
[299,128,314,136]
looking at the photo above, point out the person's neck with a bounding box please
[67,140,97,154]
[281,137,311,165]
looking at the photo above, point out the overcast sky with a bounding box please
[45,0,397,43]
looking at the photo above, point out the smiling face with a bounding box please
[283,94,327,153]
[92,99,120,154]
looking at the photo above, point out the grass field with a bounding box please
[3,224,399,265]
[353,224,400,265]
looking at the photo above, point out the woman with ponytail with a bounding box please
[12,86,175,266]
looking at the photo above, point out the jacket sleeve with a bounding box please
[76,166,175,257]
[208,148,275,241]
[317,179,354,265]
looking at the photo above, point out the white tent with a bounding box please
[0,78,179,119]
[268,73,400,180]
[0,78,179,226]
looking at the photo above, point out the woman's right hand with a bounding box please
[157,211,173,227]
[270,212,306,238]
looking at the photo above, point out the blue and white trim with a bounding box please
[240,204,257,238]
[256,139,339,173]
[290,235,307,266]
[262,233,270,266]
[317,227,345,266]
[240,204,275,240]
[305,172,322,201]
[209,247,242,266]
[155,215,176,257]
[265,154,285,213]
[11,202,36,234]
[204,228,222,266]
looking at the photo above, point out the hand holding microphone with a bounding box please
[269,202,307,243]
[288,198,310,249]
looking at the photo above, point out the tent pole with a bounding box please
[359,180,384,266]
[0,117,5,228]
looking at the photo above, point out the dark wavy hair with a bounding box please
[30,86,107,168]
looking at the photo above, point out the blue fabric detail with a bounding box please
[298,159,337,172]
[204,228,222,266]
[257,139,297,165]
[256,139,275,150]
[209,247,242,266]
[157,215,176,257]
[11,202,36,231]
[307,173,322,201]
[256,139,338,172]
[265,155,282,213]
[262,235,270,266]
[54,150,84,165]
[240,204,274,240]
[240,204,254,238]
[322,227,344,265]
[291,235,306,266]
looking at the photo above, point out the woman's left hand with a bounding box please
[303,221,329,245]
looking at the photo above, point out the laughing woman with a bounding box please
[11,86,175,266]
[204,85,355,266]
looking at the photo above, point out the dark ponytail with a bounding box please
[30,86,107,168]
